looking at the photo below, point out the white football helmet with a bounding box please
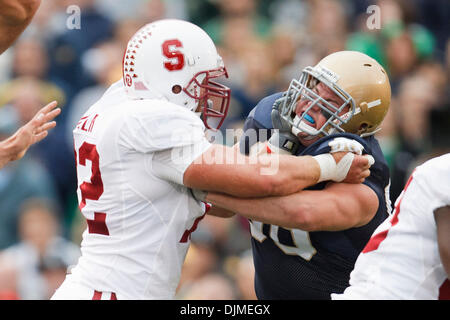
[122,19,231,130]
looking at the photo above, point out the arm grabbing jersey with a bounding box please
[239,93,392,299]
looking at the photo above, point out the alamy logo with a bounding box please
[66,5,81,30]
[366,5,381,30]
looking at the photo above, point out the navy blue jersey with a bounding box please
[239,92,391,300]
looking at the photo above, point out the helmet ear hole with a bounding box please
[358,122,369,134]
[172,85,182,94]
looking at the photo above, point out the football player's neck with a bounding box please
[298,135,320,147]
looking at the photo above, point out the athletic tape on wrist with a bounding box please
[334,152,355,182]
[313,154,337,183]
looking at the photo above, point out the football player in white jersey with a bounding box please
[51,19,373,300]
[332,153,450,300]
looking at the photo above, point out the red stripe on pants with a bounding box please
[92,290,102,300]
[92,290,117,300]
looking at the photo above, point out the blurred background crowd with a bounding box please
[0,0,448,300]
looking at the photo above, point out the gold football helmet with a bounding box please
[280,51,391,137]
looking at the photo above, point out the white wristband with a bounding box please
[313,154,337,183]
[334,152,355,182]
[313,152,356,183]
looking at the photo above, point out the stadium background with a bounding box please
[0,0,448,300]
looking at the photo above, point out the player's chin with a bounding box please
[297,134,320,147]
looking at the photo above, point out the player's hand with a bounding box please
[269,96,300,155]
[313,136,374,184]
[2,101,60,164]
[329,137,373,183]
[332,151,374,184]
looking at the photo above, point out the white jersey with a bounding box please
[53,81,211,300]
[333,153,450,300]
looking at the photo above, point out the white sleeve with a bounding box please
[151,138,211,185]
[119,101,212,184]
[119,102,207,153]
[414,154,450,212]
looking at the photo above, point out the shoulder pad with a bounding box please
[248,92,284,129]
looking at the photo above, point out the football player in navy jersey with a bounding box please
[202,51,392,299]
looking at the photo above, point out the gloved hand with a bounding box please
[268,96,301,155]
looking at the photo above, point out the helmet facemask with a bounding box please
[183,67,231,131]
[280,66,356,138]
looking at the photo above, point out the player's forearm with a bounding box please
[220,152,322,197]
[184,145,320,198]
[205,192,307,229]
[269,154,321,195]
[248,141,322,195]
[0,143,10,169]
[0,0,41,54]
[206,182,378,231]
[206,205,236,218]
[0,138,17,169]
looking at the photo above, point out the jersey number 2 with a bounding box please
[75,142,109,236]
